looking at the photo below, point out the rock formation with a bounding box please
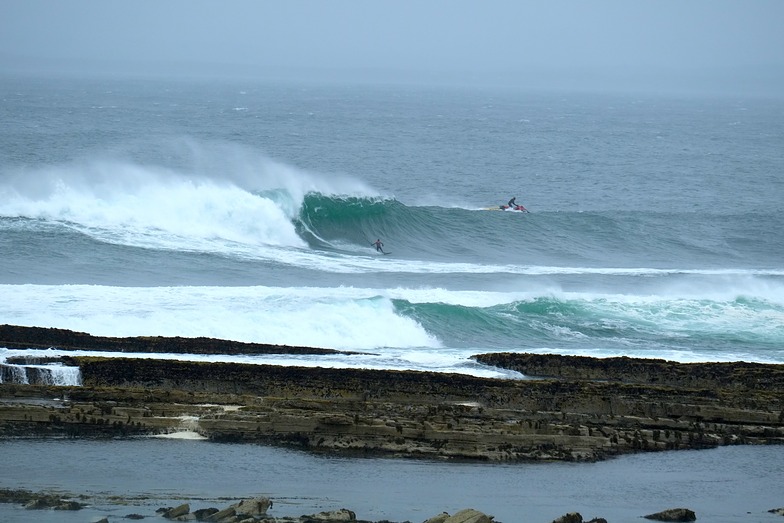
[642,507,697,522]
[1,326,783,463]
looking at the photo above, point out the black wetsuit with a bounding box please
[508,198,516,208]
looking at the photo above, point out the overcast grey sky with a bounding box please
[2,0,783,94]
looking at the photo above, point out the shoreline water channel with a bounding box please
[1,438,783,523]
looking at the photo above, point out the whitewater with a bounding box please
[1,76,783,378]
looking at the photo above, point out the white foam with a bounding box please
[0,144,376,257]
[0,355,82,386]
[0,284,441,352]
[0,345,519,378]
[4,280,783,354]
[5,158,784,279]
[153,431,208,441]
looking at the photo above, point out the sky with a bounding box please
[2,0,783,95]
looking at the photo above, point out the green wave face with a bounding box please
[292,191,784,269]
[392,293,784,357]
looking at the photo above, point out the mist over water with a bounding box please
[2,5,783,522]
[1,77,783,372]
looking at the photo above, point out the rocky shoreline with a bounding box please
[2,326,783,462]
[2,325,784,521]
[0,487,728,523]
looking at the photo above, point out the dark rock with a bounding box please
[2,326,784,463]
[206,505,235,521]
[553,513,582,523]
[164,503,190,518]
[54,500,85,510]
[235,496,272,516]
[301,508,357,521]
[473,352,784,391]
[0,489,39,505]
[193,507,220,520]
[442,509,493,523]
[24,498,50,510]
[643,507,697,521]
[420,509,495,523]
[17,491,84,511]
[0,324,356,356]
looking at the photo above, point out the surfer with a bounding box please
[372,239,384,253]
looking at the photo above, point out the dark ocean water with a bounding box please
[1,74,783,523]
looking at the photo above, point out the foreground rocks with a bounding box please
[0,489,716,523]
[158,496,272,521]
[642,507,697,521]
[0,488,86,511]
[1,326,783,463]
[0,488,498,522]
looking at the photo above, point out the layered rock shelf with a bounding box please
[1,325,783,462]
[0,324,356,356]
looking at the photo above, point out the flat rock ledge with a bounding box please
[642,508,697,521]
[1,326,783,462]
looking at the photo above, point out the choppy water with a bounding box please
[2,75,783,373]
[1,74,783,523]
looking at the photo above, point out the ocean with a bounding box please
[1,439,783,523]
[1,74,782,375]
[1,74,784,522]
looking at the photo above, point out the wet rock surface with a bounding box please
[0,324,357,356]
[1,326,783,462]
[0,488,724,523]
[0,488,500,522]
[642,507,697,521]
[472,352,784,391]
[0,488,86,511]
[1,325,783,521]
